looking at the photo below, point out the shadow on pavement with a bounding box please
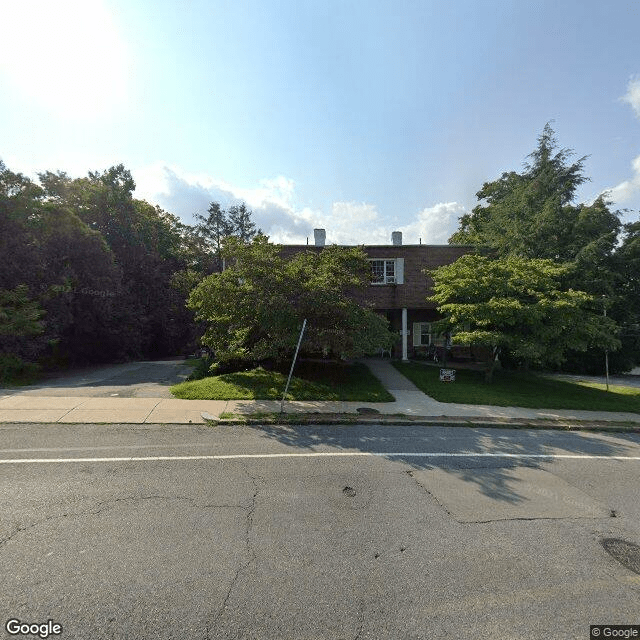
[243,422,639,506]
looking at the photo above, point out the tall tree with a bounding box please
[195,201,261,271]
[35,203,124,364]
[448,125,631,372]
[194,202,232,271]
[450,124,620,266]
[0,161,44,292]
[39,164,205,360]
[605,219,640,372]
[1,158,214,369]
[228,202,261,241]
[1,161,128,365]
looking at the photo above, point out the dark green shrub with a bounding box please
[0,353,40,385]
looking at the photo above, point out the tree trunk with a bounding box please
[484,346,500,383]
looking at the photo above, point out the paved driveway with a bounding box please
[543,371,640,388]
[0,359,193,399]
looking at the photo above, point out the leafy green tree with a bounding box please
[188,236,394,366]
[428,254,620,382]
[605,219,640,372]
[35,166,147,360]
[1,158,213,366]
[36,203,127,364]
[0,165,126,365]
[448,125,632,372]
[0,163,59,364]
[0,162,44,292]
[47,165,205,359]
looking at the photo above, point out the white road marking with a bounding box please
[0,443,216,453]
[1,452,640,464]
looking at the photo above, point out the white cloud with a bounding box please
[299,202,390,245]
[598,79,640,207]
[134,163,312,240]
[133,163,467,246]
[622,77,640,119]
[398,202,467,244]
[603,154,640,204]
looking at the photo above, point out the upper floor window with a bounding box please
[370,259,396,284]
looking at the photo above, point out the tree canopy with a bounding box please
[0,160,230,375]
[0,158,269,380]
[0,285,45,337]
[188,236,395,366]
[195,201,262,271]
[447,124,637,373]
[429,254,620,382]
[449,124,620,265]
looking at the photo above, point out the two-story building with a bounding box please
[281,228,475,360]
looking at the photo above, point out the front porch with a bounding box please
[380,308,486,362]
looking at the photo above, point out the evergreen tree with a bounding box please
[228,202,261,241]
[195,201,261,271]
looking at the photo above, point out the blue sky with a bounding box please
[1,0,639,244]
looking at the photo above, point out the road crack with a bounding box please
[0,495,249,548]
[211,463,261,627]
[405,470,454,517]
[353,599,365,640]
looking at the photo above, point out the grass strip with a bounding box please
[171,361,394,402]
[393,362,640,412]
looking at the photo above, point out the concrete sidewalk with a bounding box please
[0,359,638,425]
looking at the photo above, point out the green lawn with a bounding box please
[393,362,640,412]
[171,361,394,401]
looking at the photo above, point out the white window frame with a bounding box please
[412,322,432,347]
[413,322,448,347]
[370,258,403,285]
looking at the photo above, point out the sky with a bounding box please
[1,0,639,245]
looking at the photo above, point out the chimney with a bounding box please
[314,228,326,247]
[392,231,402,246]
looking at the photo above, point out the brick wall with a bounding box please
[279,244,474,310]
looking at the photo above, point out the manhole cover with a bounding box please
[356,407,380,415]
[601,538,640,575]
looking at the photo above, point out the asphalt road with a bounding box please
[1,423,640,640]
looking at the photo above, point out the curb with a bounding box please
[205,412,640,432]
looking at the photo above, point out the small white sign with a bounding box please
[439,368,456,382]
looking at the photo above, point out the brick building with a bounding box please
[281,228,475,360]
